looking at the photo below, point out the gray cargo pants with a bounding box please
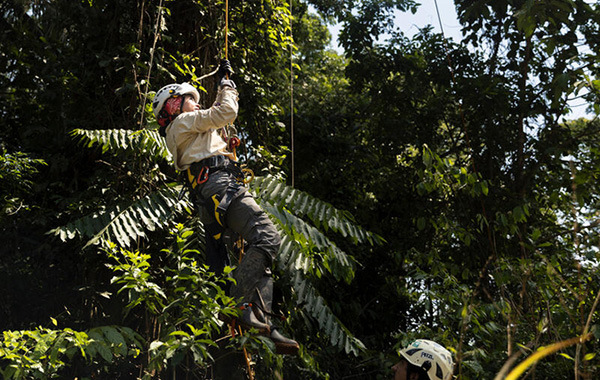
[193,167,281,305]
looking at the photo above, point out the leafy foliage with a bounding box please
[0,325,143,380]
[3,0,600,378]
[48,120,382,374]
[0,150,47,219]
[71,129,171,162]
[105,234,236,378]
[50,185,187,249]
[252,176,382,354]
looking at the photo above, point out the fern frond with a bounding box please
[251,176,384,246]
[274,227,365,353]
[50,186,186,248]
[71,128,171,162]
[265,204,357,284]
[287,269,366,355]
[247,175,382,355]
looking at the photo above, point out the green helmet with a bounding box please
[398,339,454,380]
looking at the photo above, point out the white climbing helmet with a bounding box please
[152,83,200,118]
[398,339,454,380]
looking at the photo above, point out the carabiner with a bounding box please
[197,166,210,185]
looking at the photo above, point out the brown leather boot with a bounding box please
[269,326,300,355]
[251,302,299,355]
[237,304,271,334]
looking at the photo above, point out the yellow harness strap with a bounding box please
[187,168,197,189]
[211,194,224,227]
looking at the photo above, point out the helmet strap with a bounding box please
[157,108,176,132]
[180,94,188,113]
[406,361,428,380]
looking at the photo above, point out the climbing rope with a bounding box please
[225,0,229,61]
[227,321,255,380]
[139,0,165,129]
[221,0,254,185]
[290,0,295,188]
[239,326,254,380]
[221,2,256,377]
[433,0,494,251]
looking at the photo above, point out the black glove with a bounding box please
[217,59,233,80]
[219,78,236,89]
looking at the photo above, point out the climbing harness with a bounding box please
[185,156,246,229]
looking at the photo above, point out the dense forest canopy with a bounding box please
[1,0,600,379]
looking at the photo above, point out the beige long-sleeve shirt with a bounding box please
[165,85,239,171]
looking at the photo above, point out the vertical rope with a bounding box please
[225,0,229,61]
[290,0,295,188]
[139,0,164,129]
[239,326,254,380]
[433,0,492,243]
[433,0,446,39]
[433,0,468,153]
[223,6,254,378]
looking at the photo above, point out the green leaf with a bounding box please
[559,353,573,360]
[96,342,113,362]
[71,128,171,162]
[50,186,185,248]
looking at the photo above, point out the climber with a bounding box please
[152,60,299,355]
[391,339,454,380]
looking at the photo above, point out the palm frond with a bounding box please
[248,176,384,355]
[265,203,356,284]
[251,176,384,246]
[50,185,186,248]
[274,231,364,354]
[288,267,366,355]
[71,128,171,162]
